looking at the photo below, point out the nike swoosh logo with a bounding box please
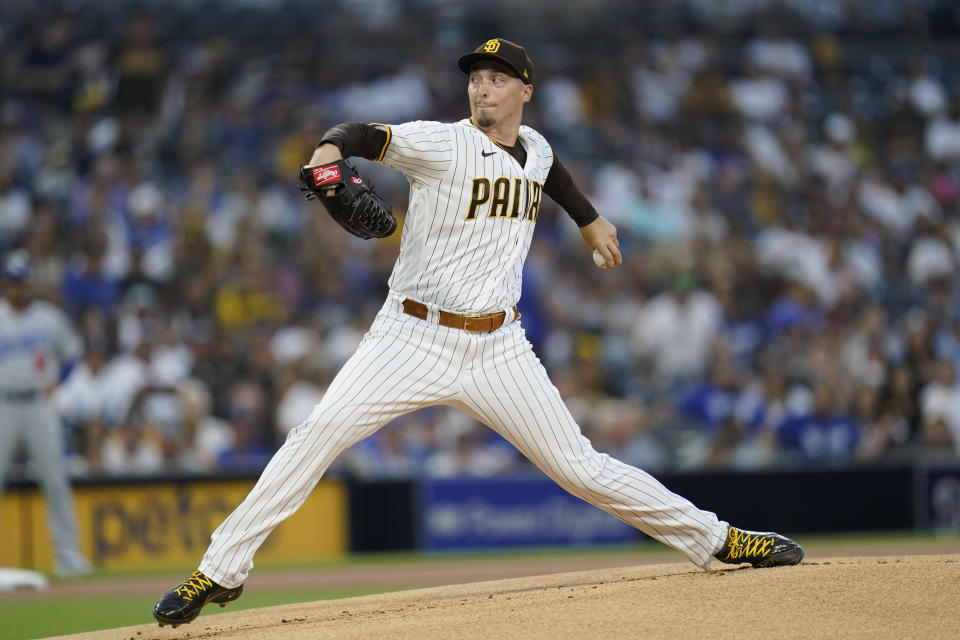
[482,150,496,157]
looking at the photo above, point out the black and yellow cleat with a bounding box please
[152,570,244,627]
[714,526,804,568]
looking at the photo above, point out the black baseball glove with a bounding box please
[299,159,397,239]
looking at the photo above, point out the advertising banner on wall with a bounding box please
[421,476,639,550]
[0,478,347,571]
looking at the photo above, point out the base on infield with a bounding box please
[0,567,48,593]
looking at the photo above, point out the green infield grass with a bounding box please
[0,586,391,640]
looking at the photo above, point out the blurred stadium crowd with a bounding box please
[2,0,960,479]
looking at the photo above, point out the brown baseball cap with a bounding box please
[458,38,534,85]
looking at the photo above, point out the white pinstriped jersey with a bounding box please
[375,118,553,315]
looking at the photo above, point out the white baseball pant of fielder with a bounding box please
[0,279,87,575]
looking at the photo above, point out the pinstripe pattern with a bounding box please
[197,119,728,587]
[381,120,548,315]
[200,296,473,586]
[456,324,726,567]
[200,297,727,586]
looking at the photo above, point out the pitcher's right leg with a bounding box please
[155,309,472,627]
[199,314,469,587]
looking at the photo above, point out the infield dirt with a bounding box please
[40,551,959,640]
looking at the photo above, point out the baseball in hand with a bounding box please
[593,249,606,268]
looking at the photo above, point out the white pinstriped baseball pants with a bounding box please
[199,292,728,587]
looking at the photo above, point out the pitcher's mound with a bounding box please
[44,554,959,640]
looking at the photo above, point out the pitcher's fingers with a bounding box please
[610,244,623,267]
[597,246,620,270]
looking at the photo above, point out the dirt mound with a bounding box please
[43,554,959,640]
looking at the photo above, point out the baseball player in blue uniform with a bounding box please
[153,38,803,628]
[0,249,90,577]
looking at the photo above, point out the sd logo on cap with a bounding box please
[458,38,534,85]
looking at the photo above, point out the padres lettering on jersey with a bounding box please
[374,119,553,315]
[464,177,543,221]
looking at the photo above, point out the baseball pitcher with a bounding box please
[154,38,802,628]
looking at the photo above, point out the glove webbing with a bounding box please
[346,191,397,239]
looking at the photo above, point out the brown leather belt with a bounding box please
[402,298,519,333]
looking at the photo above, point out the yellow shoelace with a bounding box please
[175,571,214,602]
[725,528,774,560]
